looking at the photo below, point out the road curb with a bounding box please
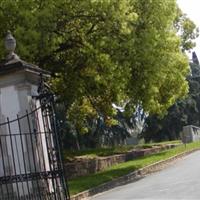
[70,148,200,200]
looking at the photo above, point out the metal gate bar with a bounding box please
[0,78,69,200]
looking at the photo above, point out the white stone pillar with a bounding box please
[0,32,52,199]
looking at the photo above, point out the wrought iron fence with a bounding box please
[0,77,69,200]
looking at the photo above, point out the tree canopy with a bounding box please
[0,0,198,134]
[141,55,200,142]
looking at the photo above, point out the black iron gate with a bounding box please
[0,77,70,200]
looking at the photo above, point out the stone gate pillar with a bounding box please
[0,32,56,199]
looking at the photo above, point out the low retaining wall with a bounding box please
[70,148,200,200]
[65,144,178,179]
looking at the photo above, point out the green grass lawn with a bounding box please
[64,140,181,161]
[68,141,200,196]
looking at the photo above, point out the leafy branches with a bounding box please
[0,0,198,139]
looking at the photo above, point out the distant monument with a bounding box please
[181,125,200,143]
[192,51,199,65]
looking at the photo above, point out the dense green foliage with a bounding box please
[142,54,200,142]
[174,7,199,51]
[0,0,197,136]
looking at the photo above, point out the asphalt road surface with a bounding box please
[91,150,200,200]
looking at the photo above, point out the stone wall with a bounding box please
[70,148,199,200]
[64,144,178,179]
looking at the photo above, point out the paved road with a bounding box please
[91,150,200,200]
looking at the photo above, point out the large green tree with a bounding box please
[141,56,200,142]
[127,0,190,116]
[0,0,197,134]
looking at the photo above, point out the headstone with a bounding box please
[182,125,200,143]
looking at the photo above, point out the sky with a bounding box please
[177,0,200,59]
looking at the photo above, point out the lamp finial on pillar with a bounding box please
[5,30,20,61]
